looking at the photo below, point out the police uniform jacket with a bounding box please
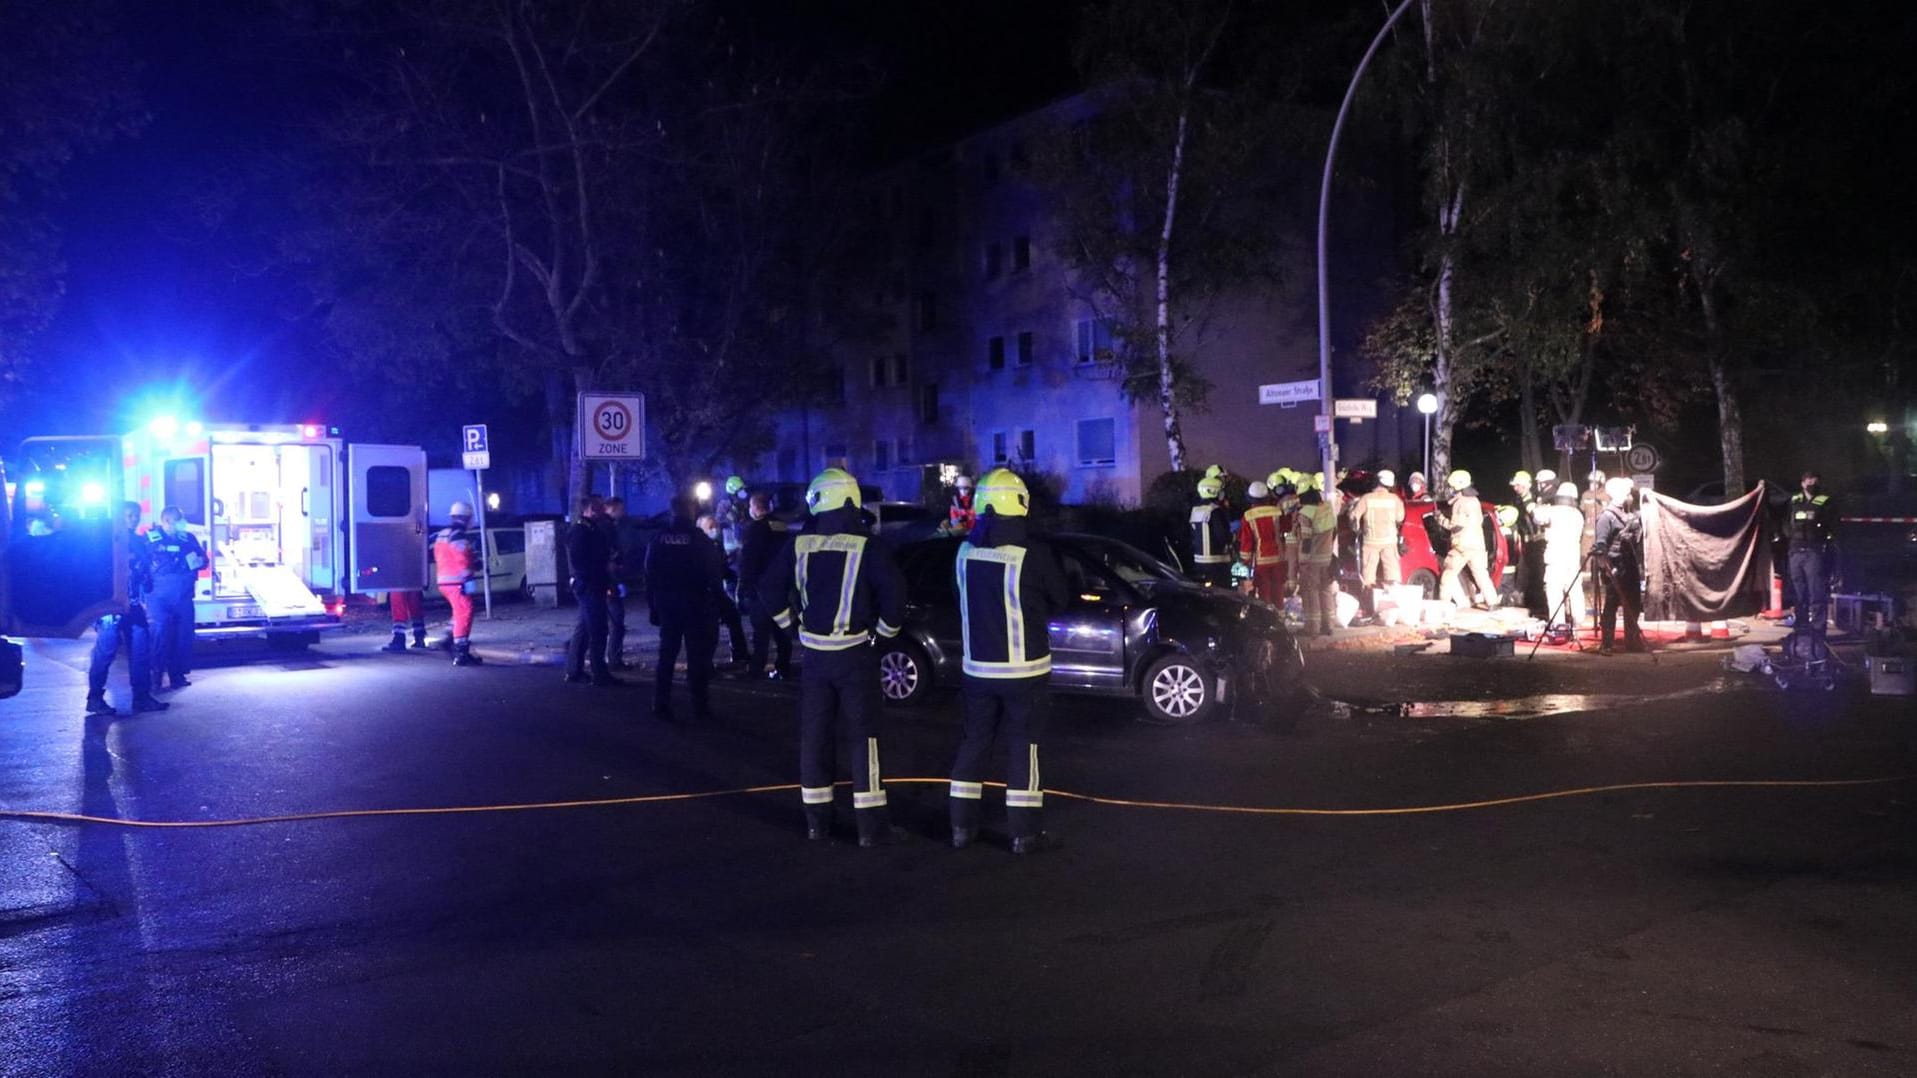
[761,507,905,651]
[645,518,725,619]
[568,518,614,589]
[736,516,787,602]
[1785,491,1836,548]
[148,528,205,579]
[957,516,1069,679]
[123,526,155,604]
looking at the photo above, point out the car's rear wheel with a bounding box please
[1140,653,1215,725]
[876,640,932,706]
[1410,568,1439,601]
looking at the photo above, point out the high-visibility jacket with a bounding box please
[432,524,481,586]
[1352,489,1405,548]
[1237,504,1285,567]
[1440,492,1488,552]
[1297,502,1337,564]
[1189,502,1233,565]
[761,509,905,651]
[957,517,1069,679]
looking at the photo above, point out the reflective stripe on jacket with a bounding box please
[1237,505,1284,567]
[432,526,480,586]
[956,534,1067,678]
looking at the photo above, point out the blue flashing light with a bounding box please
[24,480,45,497]
[149,416,180,439]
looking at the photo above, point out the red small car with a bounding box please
[1335,474,1510,602]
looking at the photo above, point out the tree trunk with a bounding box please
[1430,190,1462,485]
[1693,269,1746,496]
[568,363,594,506]
[1518,364,1542,473]
[1155,103,1192,473]
[544,369,570,511]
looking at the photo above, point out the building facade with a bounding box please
[765,92,1418,507]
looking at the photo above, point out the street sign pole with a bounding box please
[474,469,491,620]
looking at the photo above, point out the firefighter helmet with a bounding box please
[1511,470,1532,487]
[806,468,861,514]
[448,501,474,520]
[1535,468,1557,489]
[1203,464,1226,481]
[1447,470,1472,491]
[1248,480,1269,499]
[1197,476,1224,500]
[976,468,1030,518]
[724,475,745,495]
[1376,469,1396,488]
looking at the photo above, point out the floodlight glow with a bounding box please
[1416,393,1438,415]
[302,424,321,439]
[149,416,180,439]
[1866,420,1889,434]
[486,492,501,511]
[693,481,713,502]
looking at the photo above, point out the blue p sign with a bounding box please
[463,425,488,452]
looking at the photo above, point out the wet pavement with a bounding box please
[2,630,1913,1076]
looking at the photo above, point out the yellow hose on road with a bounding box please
[0,775,1906,830]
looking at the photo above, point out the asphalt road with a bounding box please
[2,634,1914,1077]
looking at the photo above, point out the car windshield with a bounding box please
[1065,535,1183,588]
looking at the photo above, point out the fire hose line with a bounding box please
[0,776,1907,831]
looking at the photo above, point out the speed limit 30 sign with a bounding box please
[577,392,646,461]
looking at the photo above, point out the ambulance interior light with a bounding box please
[80,482,107,506]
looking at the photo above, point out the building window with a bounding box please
[916,291,937,332]
[871,355,888,388]
[1018,429,1035,464]
[984,242,1004,280]
[1075,318,1115,364]
[1076,418,1117,467]
[993,431,1009,464]
[874,439,891,472]
[1016,331,1034,367]
[897,439,915,465]
[919,382,940,425]
[1012,235,1031,271]
[892,352,908,386]
[987,336,1006,371]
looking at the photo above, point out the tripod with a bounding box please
[1527,547,1599,659]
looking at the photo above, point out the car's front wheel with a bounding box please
[1140,653,1216,725]
[876,640,933,706]
[1410,568,1439,600]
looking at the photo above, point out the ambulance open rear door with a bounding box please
[347,445,428,594]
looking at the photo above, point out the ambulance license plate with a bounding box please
[226,604,263,619]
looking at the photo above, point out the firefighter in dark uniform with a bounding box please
[949,469,1070,854]
[1593,477,1645,654]
[147,505,206,692]
[1785,469,1838,636]
[761,468,908,846]
[86,502,168,715]
[645,496,725,720]
[1188,475,1234,587]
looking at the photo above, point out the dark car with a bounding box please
[878,533,1308,724]
[0,637,19,699]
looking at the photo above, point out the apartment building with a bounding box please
[765,91,1418,507]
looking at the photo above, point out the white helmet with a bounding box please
[1535,468,1557,488]
[448,501,474,519]
[1604,477,1637,503]
[1376,469,1396,488]
[1447,469,1472,491]
[955,474,974,491]
[1248,480,1269,499]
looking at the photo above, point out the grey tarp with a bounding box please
[1642,482,1772,621]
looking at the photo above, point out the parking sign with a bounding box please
[462,424,490,470]
[578,393,646,461]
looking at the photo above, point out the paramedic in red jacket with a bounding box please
[1236,481,1287,606]
[432,501,484,666]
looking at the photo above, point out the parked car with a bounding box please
[483,526,529,597]
[878,533,1308,724]
[1,636,20,699]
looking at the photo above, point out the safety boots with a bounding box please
[380,630,409,653]
[452,641,483,666]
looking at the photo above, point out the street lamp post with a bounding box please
[1317,0,1418,510]
[1417,392,1438,479]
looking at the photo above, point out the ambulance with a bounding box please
[2,420,428,647]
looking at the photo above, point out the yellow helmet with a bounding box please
[725,475,746,495]
[1266,469,1287,490]
[1203,464,1226,481]
[1511,470,1532,486]
[975,468,1030,517]
[1293,473,1315,494]
[806,467,861,514]
[1447,469,1472,490]
[1197,476,1224,500]
[1497,504,1520,528]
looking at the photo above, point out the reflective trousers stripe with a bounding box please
[800,629,870,650]
[962,655,1052,678]
[853,790,888,809]
[876,619,900,638]
[800,786,834,805]
[855,737,885,809]
[1006,790,1043,808]
[949,780,983,800]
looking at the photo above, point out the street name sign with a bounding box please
[578,393,646,461]
[1333,398,1379,419]
[1259,380,1320,407]
[461,424,491,470]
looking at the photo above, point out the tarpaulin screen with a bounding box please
[1642,482,1772,621]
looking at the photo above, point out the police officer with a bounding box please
[736,492,793,679]
[761,468,907,846]
[1437,470,1495,610]
[1189,475,1234,587]
[646,496,725,721]
[949,469,1069,854]
[565,497,619,686]
[432,502,484,666]
[86,502,168,715]
[603,497,641,669]
[147,505,206,692]
[1785,469,1838,636]
[1594,477,1645,654]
